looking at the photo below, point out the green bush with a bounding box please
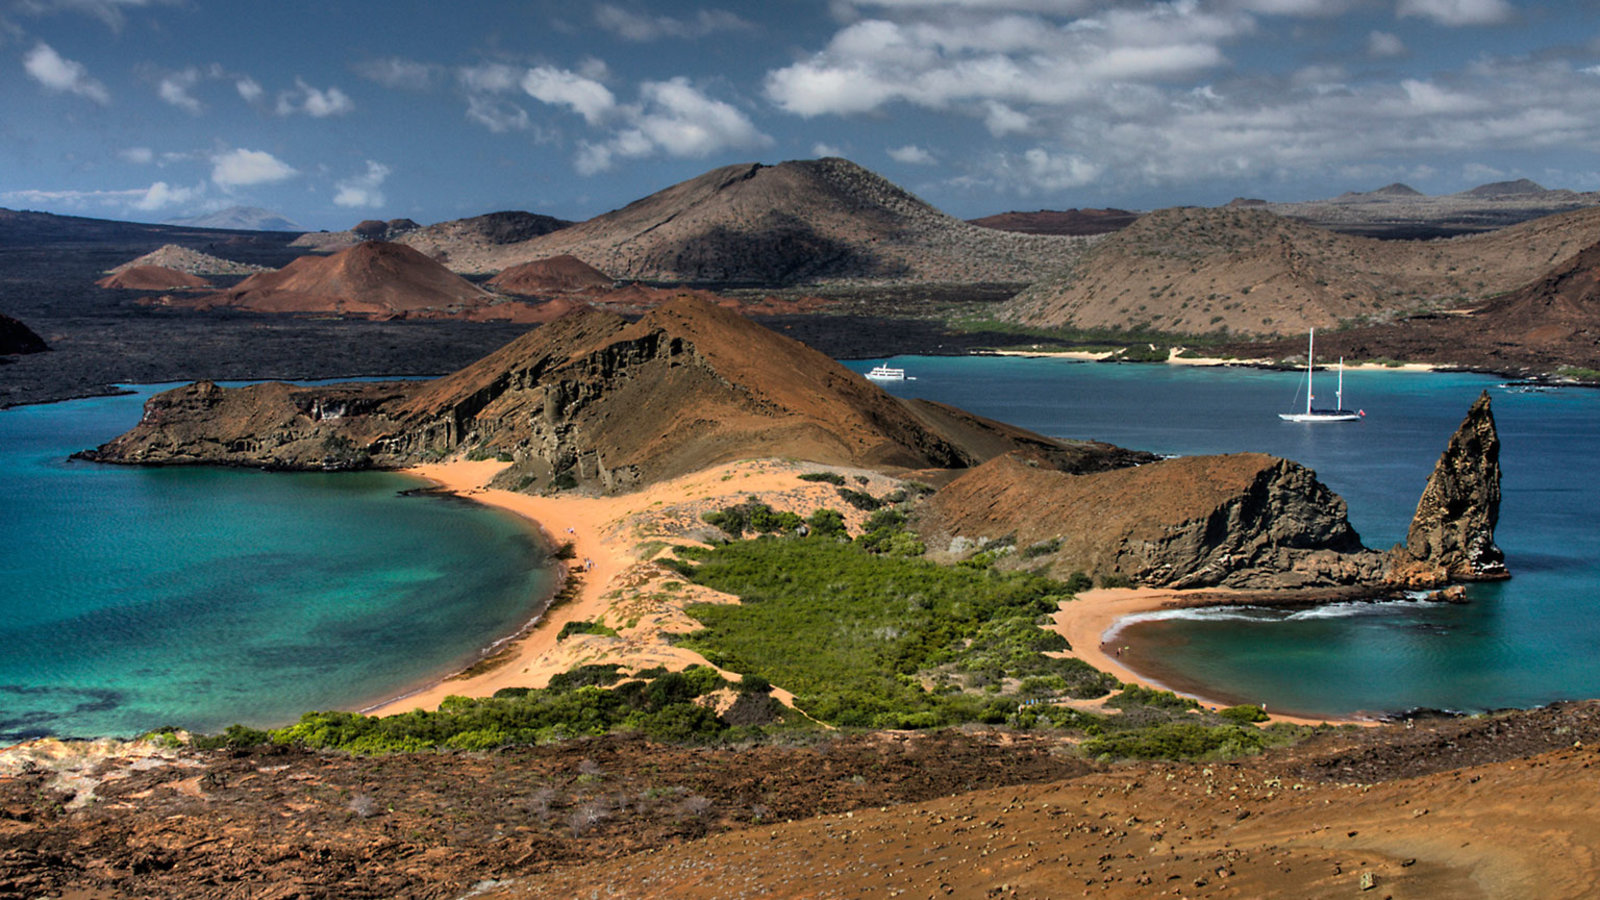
[835,487,881,511]
[557,620,620,641]
[1219,704,1270,724]
[797,472,846,485]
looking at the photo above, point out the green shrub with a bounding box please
[1219,704,1270,724]
[557,620,620,641]
[835,487,881,510]
[805,508,847,538]
[797,472,846,485]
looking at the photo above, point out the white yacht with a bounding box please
[1280,329,1362,423]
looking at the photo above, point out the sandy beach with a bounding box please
[366,457,898,716]
[1051,587,1371,726]
[366,458,1367,727]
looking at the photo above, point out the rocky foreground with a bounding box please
[5,703,1599,899]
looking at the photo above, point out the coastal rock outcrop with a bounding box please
[1384,390,1506,587]
[85,296,1153,489]
[919,452,1383,589]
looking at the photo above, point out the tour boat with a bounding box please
[1280,329,1362,423]
[865,364,911,382]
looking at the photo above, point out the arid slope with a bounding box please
[401,158,1086,283]
[1003,205,1600,338]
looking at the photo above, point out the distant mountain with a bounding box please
[1459,179,1546,198]
[966,209,1139,237]
[1001,205,1600,338]
[400,158,1086,284]
[166,207,301,232]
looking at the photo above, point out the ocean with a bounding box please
[849,356,1600,718]
[0,384,557,742]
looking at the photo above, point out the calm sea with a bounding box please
[0,384,557,742]
[849,356,1600,718]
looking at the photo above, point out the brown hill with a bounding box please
[1002,205,1600,339]
[487,255,614,296]
[1,312,48,355]
[401,158,1087,283]
[919,451,1380,589]
[86,296,1151,490]
[163,241,499,319]
[1269,237,1600,374]
[967,208,1139,236]
[95,265,213,291]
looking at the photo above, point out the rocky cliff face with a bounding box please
[1385,391,1506,587]
[920,452,1383,589]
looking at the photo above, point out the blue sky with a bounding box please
[4,0,1599,230]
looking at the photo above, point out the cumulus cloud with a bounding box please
[132,179,200,210]
[457,62,523,94]
[211,148,297,189]
[888,144,937,164]
[333,160,390,208]
[521,65,617,125]
[812,142,846,157]
[594,4,754,41]
[120,146,154,164]
[1397,0,1514,26]
[764,8,1245,118]
[275,79,354,117]
[23,42,109,103]
[565,76,772,174]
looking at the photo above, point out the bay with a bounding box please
[0,384,557,742]
[849,356,1600,717]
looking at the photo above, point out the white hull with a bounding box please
[865,364,908,382]
[1279,411,1362,423]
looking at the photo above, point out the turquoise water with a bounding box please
[0,385,557,741]
[850,356,1600,717]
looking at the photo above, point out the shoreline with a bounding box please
[1051,588,1378,727]
[990,346,1439,373]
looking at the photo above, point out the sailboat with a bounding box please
[1279,329,1363,423]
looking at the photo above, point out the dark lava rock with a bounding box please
[0,312,48,355]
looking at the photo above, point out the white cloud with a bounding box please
[211,148,297,188]
[354,57,438,90]
[333,160,390,208]
[1366,30,1405,58]
[457,62,522,94]
[812,142,846,157]
[275,79,354,117]
[465,95,532,133]
[521,65,617,125]
[120,146,154,164]
[158,67,203,114]
[764,8,1245,118]
[235,76,263,102]
[594,4,754,41]
[0,179,201,214]
[888,144,937,164]
[132,180,200,210]
[568,77,772,173]
[23,42,109,104]
[1396,0,1513,26]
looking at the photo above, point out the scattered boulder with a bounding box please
[1385,391,1506,586]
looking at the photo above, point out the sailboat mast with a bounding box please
[1336,357,1344,410]
[1305,328,1315,414]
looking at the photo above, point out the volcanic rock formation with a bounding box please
[487,255,614,296]
[85,297,1152,490]
[919,394,1505,591]
[95,265,213,291]
[967,208,1139,236]
[158,241,504,319]
[1384,391,1506,587]
[1,312,48,355]
[919,452,1381,589]
[105,244,267,276]
[400,158,1085,283]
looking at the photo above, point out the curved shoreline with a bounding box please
[1051,588,1378,727]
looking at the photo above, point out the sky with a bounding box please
[3,0,1599,230]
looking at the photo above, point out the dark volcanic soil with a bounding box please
[6,704,1600,900]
